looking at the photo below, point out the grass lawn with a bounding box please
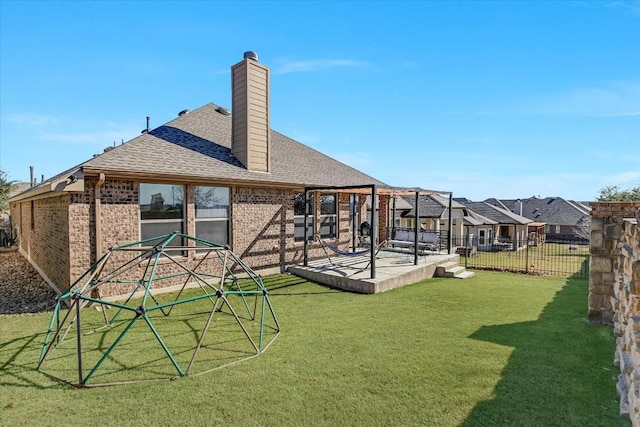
[0,271,625,426]
[465,243,590,277]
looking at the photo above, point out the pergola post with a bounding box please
[303,189,309,266]
[414,191,419,266]
[351,194,357,252]
[392,196,397,239]
[448,193,453,254]
[371,185,377,279]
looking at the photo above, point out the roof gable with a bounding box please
[482,196,590,226]
[80,103,387,188]
[462,202,532,225]
[520,197,589,225]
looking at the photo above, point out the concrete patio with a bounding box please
[287,250,473,294]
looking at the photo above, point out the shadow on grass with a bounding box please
[462,275,623,426]
[262,274,342,296]
[0,332,60,390]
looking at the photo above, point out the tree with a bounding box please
[596,184,640,202]
[0,168,15,213]
[573,215,590,241]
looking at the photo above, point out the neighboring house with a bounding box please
[484,197,591,243]
[458,201,532,251]
[9,52,423,296]
[391,194,467,239]
[459,209,498,252]
[1,182,30,246]
[387,194,498,251]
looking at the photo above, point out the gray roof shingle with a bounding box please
[520,197,590,226]
[399,194,465,218]
[83,103,387,188]
[461,202,532,225]
[484,196,590,226]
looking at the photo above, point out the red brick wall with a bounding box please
[337,192,353,243]
[378,194,390,242]
[11,196,71,289]
[231,187,330,271]
[11,182,364,297]
[591,201,640,218]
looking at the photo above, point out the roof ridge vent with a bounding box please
[216,106,231,116]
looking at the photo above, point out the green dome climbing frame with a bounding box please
[38,232,280,387]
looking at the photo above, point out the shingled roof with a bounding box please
[521,197,590,226]
[484,196,589,226]
[399,194,466,218]
[462,209,497,226]
[79,103,387,188]
[9,103,389,204]
[461,201,532,225]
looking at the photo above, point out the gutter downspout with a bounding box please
[95,173,105,263]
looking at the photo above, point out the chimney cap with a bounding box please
[244,51,258,61]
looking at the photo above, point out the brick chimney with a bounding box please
[231,51,271,172]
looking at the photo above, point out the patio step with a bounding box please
[436,262,475,279]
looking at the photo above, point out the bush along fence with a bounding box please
[587,202,640,425]
[454,235,589,278]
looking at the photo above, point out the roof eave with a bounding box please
[8,172,85,203]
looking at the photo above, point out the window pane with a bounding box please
[195,221,228,246]
[319,215,336,238]
[294,217,314,241]
[195,186,230,219]
[140,184,184,220]
[320,194,336,215]
[294,193,313,216]
[141,221,185,250]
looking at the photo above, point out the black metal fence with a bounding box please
[384,227,589,278]
[453,236,589,278]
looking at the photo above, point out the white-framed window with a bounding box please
[319,193,337,239]
[407,218,414,228]
[479,229,486,245]
[139,183,185,253]
[294,193,314,242]
[555,225,561,234]
[194,186,230,248]
[488,228,493,243]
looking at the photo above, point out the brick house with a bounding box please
[457,201,532,251]
[484,197,591,243]
[8,52,405,296]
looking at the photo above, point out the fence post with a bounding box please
[525,237,529,274]
[465,234,469,268]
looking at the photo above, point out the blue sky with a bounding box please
[1,1,638,201]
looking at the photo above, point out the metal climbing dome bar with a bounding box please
[38,232,280,387]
